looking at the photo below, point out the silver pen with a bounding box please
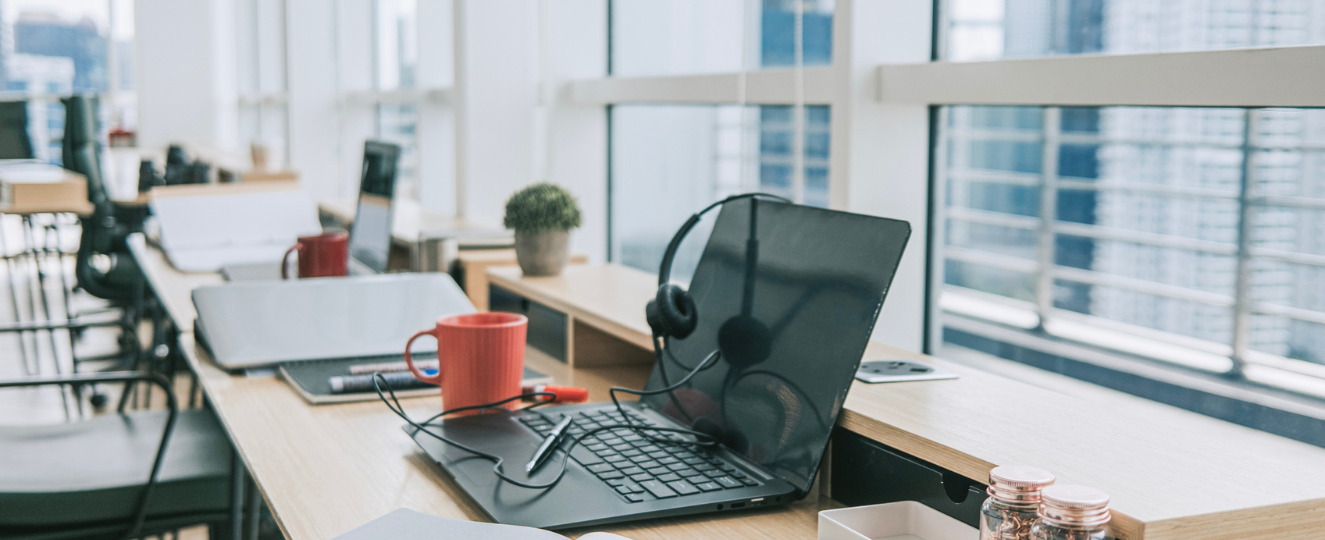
[525,415,574,473]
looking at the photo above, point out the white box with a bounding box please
[819,502,979,540]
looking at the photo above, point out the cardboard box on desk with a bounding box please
[0,166,91,215]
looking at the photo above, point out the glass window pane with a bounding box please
[9,1,111,93]
[940,104,1325,386]
[377,103,418,200]
[944,0,1325,61]
[376,0,417,90]
[945,259,1036,301]
[1250,316,1325,365]
[256,0,287,94]
[611,0,832,76]
[611,104,830,277]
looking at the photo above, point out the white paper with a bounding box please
[151,188,322,271]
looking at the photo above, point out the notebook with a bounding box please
[279,358,553,405]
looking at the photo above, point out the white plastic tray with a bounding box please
[819,502,979,540]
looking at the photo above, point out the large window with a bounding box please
[608,0,833,274]
[933,0,1325,408]
[236,0,288,168]
[944,0,1325,61]
[2,0,137,163]
[368,0,421,200]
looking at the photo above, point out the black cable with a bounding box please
[375,375,571,489]
[374,348,723,490]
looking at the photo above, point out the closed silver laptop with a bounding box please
[193,273,474,369]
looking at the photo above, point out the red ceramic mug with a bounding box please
[404,312,529,415]
[281,231,349,279]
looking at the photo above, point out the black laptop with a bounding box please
[407,198,911,529]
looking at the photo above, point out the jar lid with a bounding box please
[1040,485,1111,528]
[986,465,1055,504]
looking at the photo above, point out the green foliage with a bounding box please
[503,183,582,234]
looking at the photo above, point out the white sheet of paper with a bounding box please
[151,188,322,272]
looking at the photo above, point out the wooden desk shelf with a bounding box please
[487,265,656,369]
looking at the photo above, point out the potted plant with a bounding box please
[503,183,582,276]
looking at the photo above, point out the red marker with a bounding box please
[522,384,589,403]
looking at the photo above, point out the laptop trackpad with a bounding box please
[415,413,564,487]
[450,444,566,487]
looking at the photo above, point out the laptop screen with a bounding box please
[348,141,400,273]
[640,198,910,494]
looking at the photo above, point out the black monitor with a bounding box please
[348,141,401,273]
[640,198,911,494]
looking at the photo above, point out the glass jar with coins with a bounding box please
[1030,484,1111,540]
[980,465,1056,540]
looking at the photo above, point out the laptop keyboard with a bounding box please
[519,408,761,503]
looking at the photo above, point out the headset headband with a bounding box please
[656,192,792,287]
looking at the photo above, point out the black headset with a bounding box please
[646,193,792,345]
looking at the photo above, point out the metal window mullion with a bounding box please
[949,108,972,248]
[929,106,952,354]
[1253,302,1325,327]
[1035,107,1061,330]
[1052,221,1238,255]
[1231,109,1259,377]
[1250,246,1325,268]
[946,207,1041,230]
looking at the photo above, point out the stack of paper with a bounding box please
[151,187,322,272]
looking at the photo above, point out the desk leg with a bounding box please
[245,474,261,540]
[231,454,246,540]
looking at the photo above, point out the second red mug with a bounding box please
[282,231,349,279]
[403,312,528,415]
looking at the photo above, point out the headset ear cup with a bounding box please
[646,298,667,337]
[657,284,698,339]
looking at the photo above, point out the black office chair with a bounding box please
[0,100,34,159]
[0,372,236,540]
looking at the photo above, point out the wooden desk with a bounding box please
[318,198,513,249]
[0,162,93,215]
[488,265,655,368]
[456,250,589,311]
[127,235,837,540]
[486,264,1325,540]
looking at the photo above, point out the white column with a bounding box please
[136,0,238,151]
[335,0,377,197]
[541,0,608,262]
[416,0,457,215]
[451,0,540,228]
[830,0,934,351]
[285,0,341,200]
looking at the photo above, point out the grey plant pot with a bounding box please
[514,230,571,277]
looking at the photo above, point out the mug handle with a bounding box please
[281,242,303,280]
[404,329,443,385]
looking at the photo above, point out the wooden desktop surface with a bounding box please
[127,235,835,540]
[486,265,1325,540]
